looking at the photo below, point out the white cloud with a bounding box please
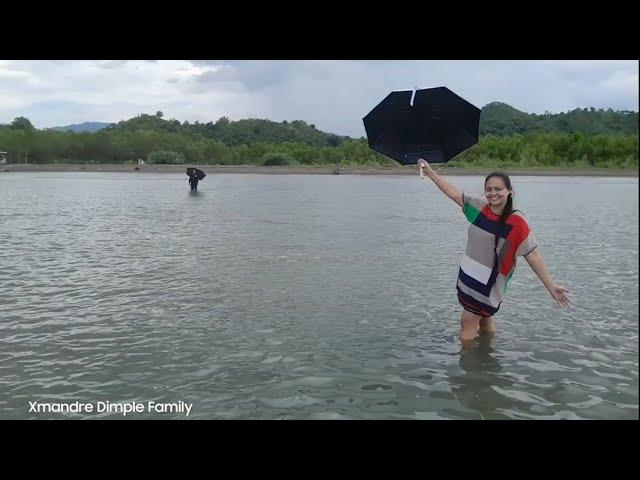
[0,60,637,136]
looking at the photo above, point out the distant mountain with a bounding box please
[108,114,351,147]
[480,102,638,136]
[44,102,638,140]
[51,122,113,133]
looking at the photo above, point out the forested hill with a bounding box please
[44,103,638,145]
[1,105,637,167]
[480,102,638,136]
[106,113,349,147]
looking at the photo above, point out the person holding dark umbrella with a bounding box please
[364,86,572,346]
[419,158,572,346]
[186,167,206,192]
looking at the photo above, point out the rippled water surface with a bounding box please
[1,172,638,419]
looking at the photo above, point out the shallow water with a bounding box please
[1,172,637,419]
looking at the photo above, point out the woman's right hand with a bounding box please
[418,158,431,178]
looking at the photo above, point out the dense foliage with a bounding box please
[1,104,637,168]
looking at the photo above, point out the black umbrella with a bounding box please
[186,167,206,180]
[363,86,481,165]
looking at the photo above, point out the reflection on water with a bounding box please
[448,335,510,419]
[0,173,637,420]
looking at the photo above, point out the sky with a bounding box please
[0,60,637,138]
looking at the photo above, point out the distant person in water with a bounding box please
[188,169,199,192]
[418,158,572,346]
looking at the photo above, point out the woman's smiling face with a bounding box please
[484,176,511,208]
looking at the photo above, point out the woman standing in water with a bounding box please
[418,158,572,344]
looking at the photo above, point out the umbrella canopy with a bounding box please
[363,86,481,165]
[186,167,206,180]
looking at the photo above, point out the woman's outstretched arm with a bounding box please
[418,158,463,208]
[524,248,573,307]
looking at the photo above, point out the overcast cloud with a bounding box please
[1,60,637,137]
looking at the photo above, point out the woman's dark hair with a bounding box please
[485,172,513,269]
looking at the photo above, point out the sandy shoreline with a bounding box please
[1,163,638,177]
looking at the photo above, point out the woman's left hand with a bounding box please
[549,284,573,307]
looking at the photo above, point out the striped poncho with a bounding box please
[456,192,538,317]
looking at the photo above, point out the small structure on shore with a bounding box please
[0,151,7,165]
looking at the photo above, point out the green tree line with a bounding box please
[1,112,637,168]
